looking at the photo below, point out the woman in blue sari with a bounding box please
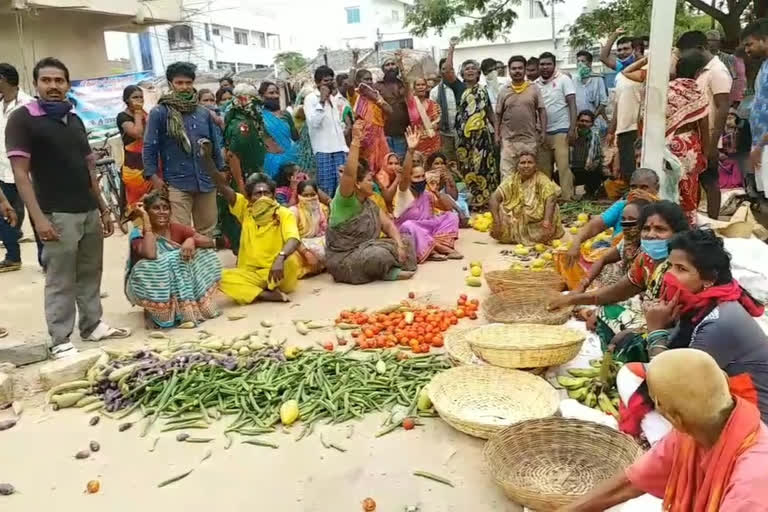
[125,191,222,329]
[259,81,299,179]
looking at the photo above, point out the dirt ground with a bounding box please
[0,227,528,512]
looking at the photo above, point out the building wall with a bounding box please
[18,0,182,22]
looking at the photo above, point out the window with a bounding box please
[346,6,360,24]
[391,10,400,22]
[216,61,236,72]
[208,59,214,70]
[380,38,413,51]
[204,23,210,42]
[234,29,249,45]
[237,63,254,71]
[529,0,547,18]
[252,31,266,48]
[267,33,281,50]
[167,25,193,50]
[212,27,220,36]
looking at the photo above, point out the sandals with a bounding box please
[427,253,448,262]
[83,322,132,342]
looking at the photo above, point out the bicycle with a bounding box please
[92,132,129,235]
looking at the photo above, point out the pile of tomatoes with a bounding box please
[336,294,481,354]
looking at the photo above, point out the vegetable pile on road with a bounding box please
[335,295,481,354]
[46,337,451,441]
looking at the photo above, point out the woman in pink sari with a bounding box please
[406,77,442,158]
[394,127,462,262]
[354,69,393,177]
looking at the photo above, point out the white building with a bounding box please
[146,0,290,76]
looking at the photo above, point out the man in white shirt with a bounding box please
[480,57,510,109]
[0,63,33,272]
[677,31,733,219]
[534,52,577,201]
[303,65,348,196]
[430,39,465,161]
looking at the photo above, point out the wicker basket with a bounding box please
[427,366,559,439]
[465,323,584,369]
[485,269,565,295]
[483,288,573,325]
[444,328,475,365]
[484,418,644,510]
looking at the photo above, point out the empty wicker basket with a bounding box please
[444,328,475,365]
[427,365,559,439]
[483,288,572,325]
[465,323,584,369]
[484,418,644,510]
[485,269,565,295]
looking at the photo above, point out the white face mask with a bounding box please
[485,70,498,82]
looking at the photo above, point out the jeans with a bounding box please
[386,136,407,161]
[0,181,24,263]
[42,210,104,346]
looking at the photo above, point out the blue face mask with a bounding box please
[641,238,669,261]
[411,181,427,195]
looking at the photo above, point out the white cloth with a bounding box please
[430,83,457,137]
[303,90,348,154]
[0,89,34,183]
[534,72,576,133]
[481,73,510,109]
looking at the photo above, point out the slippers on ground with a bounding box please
[83,322,132,342]
[446,251,464,260]
[427,253,449,262]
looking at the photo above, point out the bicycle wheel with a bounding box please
[108,165,129,234]
[98,170,121,230]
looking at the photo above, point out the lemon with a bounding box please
[514,247,530,256]
[470,266,482,277]
[465,276,482,287]
[570,226,580,235]
[470,260,482,269]
[574,219,586,227]
[511,264,525,271]
[542,252,553,261]
[531,258,546,269]
[577,213,589,223]
[534,243,546,253]
[552,239,562,248]
[483,212,493,219]
[280,399,300,425]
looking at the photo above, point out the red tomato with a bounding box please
[408,291,416,299]
[470,298,480,306]
[420,344,431,353]
[469,311,478,320]
[402,418,415,430]
[323,341,334,351]
[460,294,468,301]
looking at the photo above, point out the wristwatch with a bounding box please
[278,251,287,258]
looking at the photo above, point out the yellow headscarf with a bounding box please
[248,196,280,227]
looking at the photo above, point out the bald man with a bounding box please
[559,349,768,512]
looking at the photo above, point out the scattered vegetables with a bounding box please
[176,433,190,442]
[362,497,377,511]
[402,418,415,430]
[0,419,17,431]
[185,437,214,443]
[75,450,90,460]
[89,416,100,426]
[413,470,454,487]
[118,422,133,432]
[242,439,279,449]
[0,483,15,496]
[86,480,100,494]
[50,392,87,410]
[280,400,299,426]
[158,469,194,488]
[89,441,100,452]
[11,401,23,418]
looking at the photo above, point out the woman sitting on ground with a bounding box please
[201,141,302,303]
[326,121,417,284]
[642,229,768,420]
[275,163,309,206]
[550,201,691,362]
[394,127,462,263]
[375,152,402,208]
[125,190,221,328]
[488,151,564,245]
[290,180,329,278]
[426,152,470,224]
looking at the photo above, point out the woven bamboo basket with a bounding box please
[485,269,565,295]
[483,288,573,325]
[465,323,584,369]
[484,418,644,510]
[444,328,474,365]
[427,366,558,439]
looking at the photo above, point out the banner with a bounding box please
[69,71,155,137]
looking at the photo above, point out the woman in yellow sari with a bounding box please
[201,141,301,303]
[290,180,329,278]
[488,152,564,245]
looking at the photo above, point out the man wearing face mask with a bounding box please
[600,28,642,72]
[480,57,509,109]
[375,54,410,160]
[144,62,224,237]
[573,51,608,134]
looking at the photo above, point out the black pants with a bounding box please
[617,131,638,180]
[572,167,604,197]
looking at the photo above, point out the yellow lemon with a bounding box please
[552,239,562,248]
[514,247,530,256]
[465,276,482,287]
[542,252,553,261]
[534,243,547,253]
[470,260,482,269]
[512,264,525,271]
[531,258,546,269]
[574,219,586,227]
[570,227,580,235]
[577,213,589,223]
[470,266,482,277]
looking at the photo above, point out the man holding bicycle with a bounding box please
[5,57,130,359]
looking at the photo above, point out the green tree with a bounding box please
[273,52,307,76]
[405,0,527,41]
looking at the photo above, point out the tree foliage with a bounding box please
[273,52,308,76]
[405,0,523,41]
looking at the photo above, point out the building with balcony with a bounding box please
[0,0,182,88]
[147,0,290,77]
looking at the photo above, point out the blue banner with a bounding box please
[69,71,154,137]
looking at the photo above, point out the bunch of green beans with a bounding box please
[100,349,450,438]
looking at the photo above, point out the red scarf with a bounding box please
[660,273,764,324]
[663,397,761,512]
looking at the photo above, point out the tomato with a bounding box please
[420,343,431,353]
[432,337,444,348]
[470,298,480,306]
[411,345,421,354]
[450,316,458,325]
[408,291,415,299]
[455,309,465,319]
[424,333,434,343]
[457,298,467,306]
[469,311,478,320]
[364,329,374,338]
[362,497,377,511]
[460,294,468,301]
[402,418,415,430]
[351,330,360,338]
[323,341,334,351]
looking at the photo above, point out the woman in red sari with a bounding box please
[406,77,441,158]
[354,69,392,177]
[665,50,710,226]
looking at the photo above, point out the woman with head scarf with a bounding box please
[353,68,393,179]
[290,180,329,277]
[406,77,442,158]
[455,59,498,209]
[258,81,300,179]
[125,189,221,328]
